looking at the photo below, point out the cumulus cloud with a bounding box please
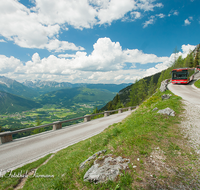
[0,0,85,51]
[1,38,196,83]
[184,19,191,26]
[0,0,164,51]
[0,37,196,83]
[0,55,23,74]
[184,17,193,26]
[0,39,6,43]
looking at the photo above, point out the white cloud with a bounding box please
[184,17,193,26]
[42,39,85,52]
[131,11,141,19]
[0,55,23,74]
[143,16,155,28]
[168,10,179,17]
[143,12,165,28]
[0,39,6,43]
[97,0,137,25]
[0,42,197,83]
[184,19,191,26]
[58,54,77,58]
[34,0,97,29]
[0,0,164,51]
[181,44,196,57]
[156,13,165,18]
[0,0,84,51]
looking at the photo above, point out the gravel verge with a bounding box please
[181,100,200,154]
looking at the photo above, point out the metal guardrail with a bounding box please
[0,106,136,144]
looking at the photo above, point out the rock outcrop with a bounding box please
[160,79,170,92]
[80,150,107,169]
[83,154,130,183]
[157,107,175,117]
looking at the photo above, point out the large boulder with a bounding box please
[83,155,130,183]
[157,107,175,116]
[80,150,107,169]
[160,79,169,92]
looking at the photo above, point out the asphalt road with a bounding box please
[0,111,133,172]
[168,72,200,106]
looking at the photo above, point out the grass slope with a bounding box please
[1,90,200,189]
[194,79,200,88]
[0,91,41,114]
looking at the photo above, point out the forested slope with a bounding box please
[100,44,200,112]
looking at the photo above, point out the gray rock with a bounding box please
[80,150,107,169]
[152,107,158,112]
[160,79,169,92]
[84,155,130,183]
[161,94,172,100]
[157,107,175,117]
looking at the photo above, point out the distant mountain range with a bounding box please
[22,80,131,93]
[0,76,39,99]
[0,76,131,114]
[0,91,41,114]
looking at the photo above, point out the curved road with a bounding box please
[168,72,200,106]
[0,110,133,173]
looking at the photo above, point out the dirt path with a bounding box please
[181,100,200,154]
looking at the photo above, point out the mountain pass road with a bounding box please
[168,72,200,106]
[0,110,133,172]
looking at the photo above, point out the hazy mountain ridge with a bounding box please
[36,87,116,108]
[0,91,41,114]
[23,80,131,93]
[0,76,39,99]
[0,76,121,113]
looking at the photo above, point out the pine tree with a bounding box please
[189,54,194,68]
[129,80,139,106]
[32,116,44,135]
[93,107,98,114]
[148,76,155,96]
[137,79,147,104]
[194,53,199,68]
[107,101,113,110]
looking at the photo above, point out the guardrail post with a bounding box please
[104,111,110,117]
[128,107,132,111]
[84,115,91,122]
[118,108,122,113]
[53,121,62,130]
[0,132,13,144]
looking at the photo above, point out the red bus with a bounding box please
[171,68,195,84]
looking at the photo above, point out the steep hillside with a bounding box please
[0,91,41,114]
[100,71,162,111]
[36,87,116,107]
[0,76,39,99]
[100,43,200,111]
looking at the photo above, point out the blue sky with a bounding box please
[0,0,199,84]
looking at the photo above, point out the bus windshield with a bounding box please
[172,71,187,79]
